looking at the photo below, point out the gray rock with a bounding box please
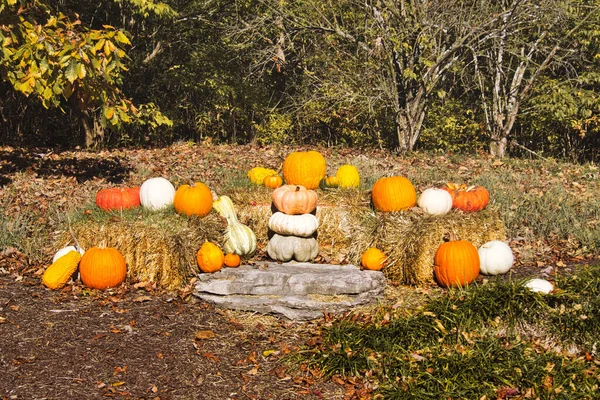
[194,262,386,320]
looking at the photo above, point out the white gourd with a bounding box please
[268,212,319,237]
[140,177,176,210]
[478,240,514,275]
[524,278,554,294]
[53,245,85,263]
[417,188,453,215]
[267,234,319,262]
[213,195,257,256]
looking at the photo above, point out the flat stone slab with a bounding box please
[193,262,386,320]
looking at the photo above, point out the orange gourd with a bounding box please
[361,248,386,271]
[282,151,327,190]
[79,247,127,290]
[224,253,241,268]
[442,183,490,212]
[371,176,416,212]
[433,239,480,288]
[197,242,225,273]
[174,182,213,217]
[272,185,318,215]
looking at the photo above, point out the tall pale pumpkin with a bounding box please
[282,151,326,190]
[335,165,360,188]
[371,176,416,212]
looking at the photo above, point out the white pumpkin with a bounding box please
[140,177,176,210]
[417,188,453,215]
[524,278,554,294]
[52,245,85,263]
[267,234,319,262]
[478,240,514,275]
[268,212,319,237]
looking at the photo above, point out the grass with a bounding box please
[300,263,600,398]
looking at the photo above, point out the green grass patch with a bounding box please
[300,264,600,398]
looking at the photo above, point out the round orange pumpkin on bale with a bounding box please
[282,150,327,190]
[434,239,480,288]
[197,242,225,273]
[272,184,318,215]
[361,248,387,271]
[174,182,213,217]
[79,247,127,290]
[95,187,141,211]
[371,176,416,212]
[442,183,489,212]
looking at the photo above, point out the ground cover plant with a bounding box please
[1,143,599,399]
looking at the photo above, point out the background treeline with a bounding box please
[1,0,599,160]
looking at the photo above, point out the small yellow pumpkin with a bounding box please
[361,248,386,271]
[335,165,360,188]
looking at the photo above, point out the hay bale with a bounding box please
[56,212,225,289]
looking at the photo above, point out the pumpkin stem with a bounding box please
[295,186,301,192]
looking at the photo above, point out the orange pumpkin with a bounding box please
[95,187,140,211]
[263,174,283,189]
[282,151,327,190]
[197,242,225,273]
[361,248,386,271]
[174,182,213,217]
[79,247,127,290]
[224,253,241,268]
[371,176,416,212]
[442,183,489,212]
[272,185,318,215]
[433,239,480,288]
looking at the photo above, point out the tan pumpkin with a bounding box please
[213,195,257,256]
[335,165,360,188]
[79,247,127,290]
[174,182,213,217]
[272,185,318,215]
[197,242,225,273]
[268,212,319,237]
[267,234,319,262]
[360,248,386,271]
[371,176,416,212]
[282,151,327,189]
[42,250,82,290]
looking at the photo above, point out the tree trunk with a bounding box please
[80,109,104,149]
[489,134,508,158]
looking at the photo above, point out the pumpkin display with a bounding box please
[267,234,319,262]
[52,245,85,263]
[248,167,278,185]
[371,176,417,212]
[433,239,480,288]
[196,241,225,273]
[443,183,490,212]
[478,240,514,275]
[418,188,453,216]
[79,247,127,290]
[272,185,318,215]
[224,253,241,268]
[95,187,141,211]
[213,195,257,256]
[524,278,554,294]
[282,150,327,190]
[319,176,339,189]
[173,182,213,217]
[263,174,283,189]
[140,177,176,210]
[361,247,386,271]
[42,250,82,290]
[268,212,319,237]
[335,165,360,188]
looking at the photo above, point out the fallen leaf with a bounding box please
[195,330,216,340]
[202,353,220,362]
[133,295,152,303]
[112,381,126,387]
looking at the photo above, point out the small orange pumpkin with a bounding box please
[197,242,225,273]
[442,183,490,212]
[371,176,416,212]
[95,187,141,211]
[263,174,283,189]
[361,248,386,271]
[79,247,127,290]
[433,239,480,288]
[224,253,241,268]
[272,185,318,215]
[174,182,213,217]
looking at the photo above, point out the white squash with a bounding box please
[267,234,319,262]
[53,245,85,263]
[524,278,554,294]
[213,195,257,256]
[417,188,453,215]
[268,212,319,237]
[140,177,176,210]
[478,240,514,275]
